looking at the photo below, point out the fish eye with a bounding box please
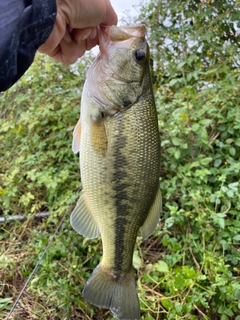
[134,50,146,63]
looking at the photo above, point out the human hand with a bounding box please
[38,0,117,64]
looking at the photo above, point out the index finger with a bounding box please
[102,1,118,26]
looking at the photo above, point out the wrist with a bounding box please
[43,1,68,49]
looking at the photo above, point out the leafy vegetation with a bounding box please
[1,0,240,319]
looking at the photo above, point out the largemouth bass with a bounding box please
[71,25,161,320]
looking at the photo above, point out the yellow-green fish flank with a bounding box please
[71,25,162,320]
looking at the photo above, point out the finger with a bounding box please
[52,39,80,64]
[72,28,93,43]
[85,37,99,51]
[102,0,118,26]
[72,28,99,51]
[41,34,90,64]
[63,28,72,44]
[89,27,97,40]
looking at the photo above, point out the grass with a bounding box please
[0,216,166,320]
[1,210,239,319]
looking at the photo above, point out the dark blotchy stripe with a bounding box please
[113,114,129,272]
[114,216,128,273]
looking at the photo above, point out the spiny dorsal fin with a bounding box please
[140,186,162,240]
[70,193,100,239]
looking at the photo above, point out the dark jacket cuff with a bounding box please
[0,0,57,91]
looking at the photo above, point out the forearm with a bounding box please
[0,0,56,91]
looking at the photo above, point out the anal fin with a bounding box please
[70,193,100,239]
[141,186,162,240]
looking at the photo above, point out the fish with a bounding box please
[70,25,161,320]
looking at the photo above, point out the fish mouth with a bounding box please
[98,25,147,53]
[106,25,146,41]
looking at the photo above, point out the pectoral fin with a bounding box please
[90,116,108,156]
[140,186,162,240]
[70,193,100,239]
[72,119,81,154]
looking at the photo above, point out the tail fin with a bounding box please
[82,264,140,320]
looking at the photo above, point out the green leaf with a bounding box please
[155,260,169,273]
[192,123,200,132]
[200,157,213,166]
[235,138,240,147]
[162,234,170,246]
[226,190,234,198]
[161,299,173,310]
[190,161,200,168]
[175,302,182,313]
[214,159,222,167]
[174,274,185,290]
[144,315,155,320]
[172,137,183,146]
[177,61,186,69]
[233,235,240,242]
[182,266,196,279]
[217,218,225,229]
[0,297,12,304]
[169,78,180,86]
[228,182,239,190]
[161,139,170,146]
[174,150,181,159]
[186,73,192,82]
[133,251,142,270]
[229,147,236,156]
[199,119,212,126]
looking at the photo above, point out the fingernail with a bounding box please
[81,29,92,41]
[89,28,97,40]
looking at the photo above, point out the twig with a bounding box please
[0,212,50,224]
[193,303,210,320]
[209,132,220,146]
[189,247,200,271]
[141,283,165,298]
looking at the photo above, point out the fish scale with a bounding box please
[70,25,162,320]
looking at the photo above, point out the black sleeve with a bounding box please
[0,0,57,91]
